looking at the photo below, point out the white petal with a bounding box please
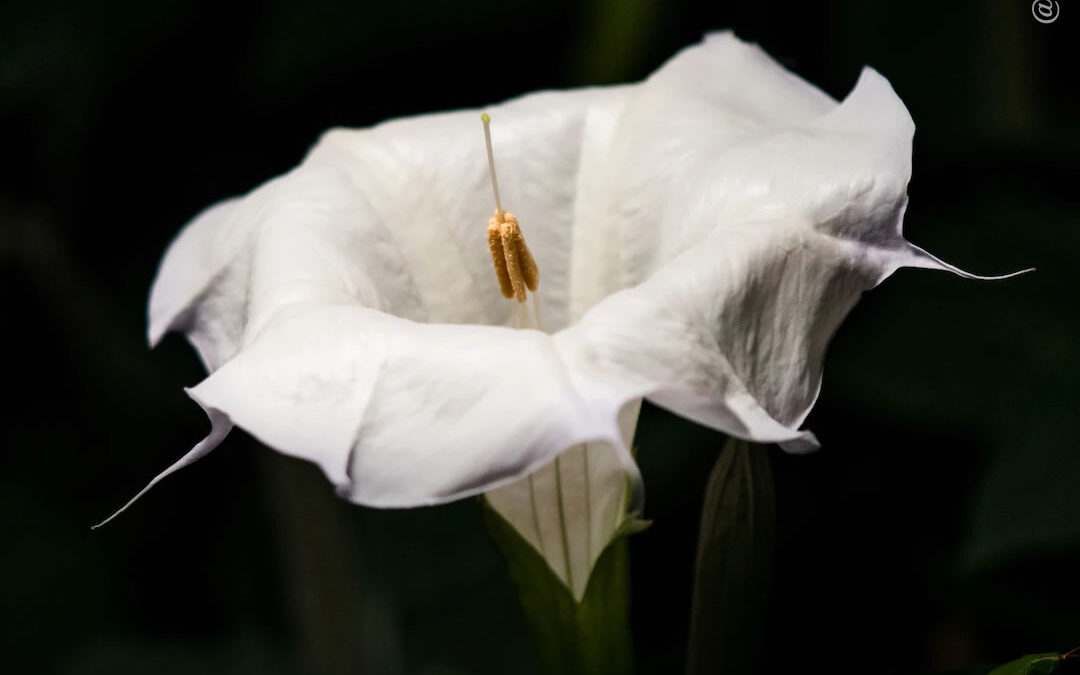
[554,34,1008,448]
[148,198,246,370]
[128,88,636,519]
[557,224,861,449]
[290,86,628,334]
[146,85,630,371]
[187,303,640,507]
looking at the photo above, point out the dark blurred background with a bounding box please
[2,1,1077,673]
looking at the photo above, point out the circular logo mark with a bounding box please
[1032,0,1060,23]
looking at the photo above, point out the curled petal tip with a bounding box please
[147,323,166,349]
[92,409,231,529]
[996,267,1036,280]
[903,243,1035,281]
[779,431,820,454]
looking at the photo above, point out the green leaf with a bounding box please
[987,653,1062,675]
[686,438,775,675]
[483,502,643,675]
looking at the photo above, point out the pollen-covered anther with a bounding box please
[488,209,539,303]
[487,211,514,299]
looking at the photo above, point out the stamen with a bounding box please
[481,114,540,304]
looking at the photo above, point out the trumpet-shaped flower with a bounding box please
[101,32,1019,597]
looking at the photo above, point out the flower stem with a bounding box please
[686,438,775,675]
[483,502,635,675]
[262,454,402,675]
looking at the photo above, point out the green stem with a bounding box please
[483,503,635,675]
[262,455,402,675]
[686,438,776,675]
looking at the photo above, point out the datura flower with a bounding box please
[101,32,1019,599]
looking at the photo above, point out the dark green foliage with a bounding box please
[686,439,775,675]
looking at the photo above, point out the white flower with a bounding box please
[100,32,1021,598]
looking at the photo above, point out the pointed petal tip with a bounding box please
[702,29,736,44]
[853,65,887,89]
[964,267,1036,281]
[828,65,914,144]
[147,322,165,349]
[903,243,1035,281]
[91,408,231,530]
[779,430,819,454]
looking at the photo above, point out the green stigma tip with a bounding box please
[481,113,491,124]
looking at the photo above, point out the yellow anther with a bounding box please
[487,212,514,299]
[488,210,539,302]
[481,114,540,303]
